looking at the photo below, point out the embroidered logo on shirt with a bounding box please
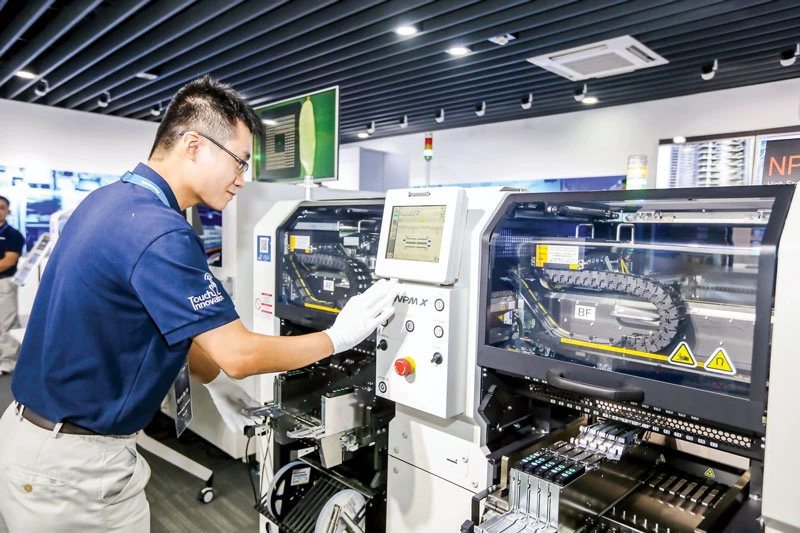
[187,273,225,311]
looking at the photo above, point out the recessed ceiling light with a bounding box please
[446,46,471,56]
[15,70,36,79]
[488,33,517,46]
[673,136,687,144]
[136,71,159,81]
[395,25,418,36]
[357,132,370,139]
[582,96,599,105]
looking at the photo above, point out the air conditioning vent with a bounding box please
[527,36,668,81]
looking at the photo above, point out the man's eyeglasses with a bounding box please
[179,130,248,176]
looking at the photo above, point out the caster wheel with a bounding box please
[199,487,215,504]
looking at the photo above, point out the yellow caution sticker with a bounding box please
[669,342,698,368]
[704,468,715,479]
[535,245,548,267]
[497,312,514,324]
[535,244,580,269]
[704,348,736,375]
[658,454,666,464]
[289,235,311,253]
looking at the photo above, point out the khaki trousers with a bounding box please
[0,277,20,373]
[0,403,151,532]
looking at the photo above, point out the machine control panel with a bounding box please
[376,283,465,418]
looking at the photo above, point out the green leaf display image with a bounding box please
[299,96,316,177]
[253,87,337,181]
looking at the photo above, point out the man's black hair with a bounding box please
[0,195,9,208]
[149,75,264,159]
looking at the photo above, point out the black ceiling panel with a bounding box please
[0,0,796,143]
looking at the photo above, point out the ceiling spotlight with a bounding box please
[135,71,159,81]
[435,109,445,123]
[701,59,718,81]
[150,102,163,117]
[399,115,408,129]
[96,91,111,108]
[573,83,588,102]
[395,25,418,36]
[475,101,486,117]
[357,132,370,139]
[446,46,471,56]
[521,93,533,110]
[33,78,49,97]
[582,96,599,105]
[780,44,799,67]
[366,121,376,135]
[15,70,36,79]
[672,136,687,144]
[488,33,518,46]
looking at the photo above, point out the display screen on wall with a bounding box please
[252,86,339,182]
[195,205,222,267]
[0,165,118,252]
[752,133,800,185]
[656,137,754,188]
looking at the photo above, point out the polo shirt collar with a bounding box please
[132,163,182,214]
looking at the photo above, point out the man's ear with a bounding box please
[181,132,200,162]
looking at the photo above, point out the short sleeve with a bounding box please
[8,230,23,254]
[131,229,239,346]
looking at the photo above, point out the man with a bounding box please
[0,195,24,375]
[0,76,398,532]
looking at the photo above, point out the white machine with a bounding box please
[376,187,516,532]
[252,191,391,533]
[375,187,468,418]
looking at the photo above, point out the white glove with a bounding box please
[204,372,261,435]
[324,278,399,354]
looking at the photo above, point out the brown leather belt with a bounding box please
[20,406,99,436]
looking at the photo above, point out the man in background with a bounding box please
[0,195,24,375]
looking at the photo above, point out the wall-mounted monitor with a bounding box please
[252,86,339,183]
[656,126,800,188]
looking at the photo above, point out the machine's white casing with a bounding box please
[762,191,800,533]
[376,187,468,285]
[250,189,383,402]
[385,188,516,533]
[387,454,476,531]
[251,188,383,533]
[376,284,466,418]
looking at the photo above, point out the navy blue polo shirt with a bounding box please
[0,222,24,279]
[12,163,239,434]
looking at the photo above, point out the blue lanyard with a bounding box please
[121,171,171,208]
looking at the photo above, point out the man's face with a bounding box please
[193,121,252,211]
[0,200,9,226]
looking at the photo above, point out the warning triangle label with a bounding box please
[658,454,666,464]
[669,342,697,368]
[704,468,715,479]
[704,348,736,375]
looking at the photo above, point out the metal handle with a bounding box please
[616,223,635,243]
[575,224,595,239]
[546,369,644,402]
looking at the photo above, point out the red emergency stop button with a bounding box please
[394,357,416,377]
